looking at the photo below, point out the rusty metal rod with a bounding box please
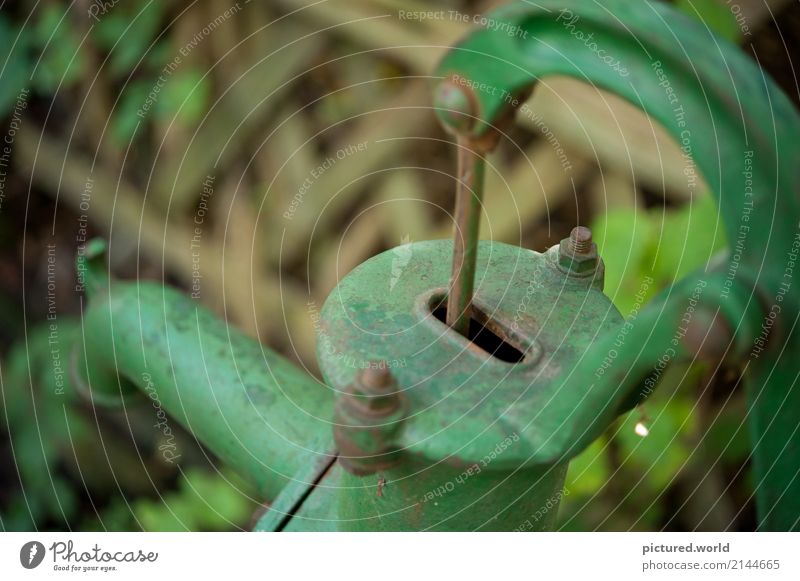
[446,138,485,335]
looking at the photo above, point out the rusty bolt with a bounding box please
[360,365,393,390]
[558,226,600,277]
[346,364,401,417]
[569,226,593,254]
[334,362,407,476]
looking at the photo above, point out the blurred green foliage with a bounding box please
[31,6,86,91]
[1,322,258,532]
[560,195,743,530]
[130,468,256,532]
[675,0,741,42]
[0,0,769,532]
[594,194,727,317]
[0,2,207,138]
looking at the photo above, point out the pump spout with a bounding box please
[71,240,335,500]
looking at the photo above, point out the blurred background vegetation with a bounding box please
[0,0,797,531]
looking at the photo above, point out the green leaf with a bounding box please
[180,468,255,531]
[0,16,31,116]
[135,495,197,532]
[80,498,135,532]
[592,208,658,317]
[616,388,698,491]
[92,1,167,78]
[32,6,86,91]
[565,438,611,497]
[112,81,150,144]
[705,401,751,463]
[675,0,741,43]
[592,194,727,317]
[651,194,726,284]
[154,70,210,126]
[133,468,255,531]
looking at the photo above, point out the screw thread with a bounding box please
[359,365,393,392]
[569,226,593,254]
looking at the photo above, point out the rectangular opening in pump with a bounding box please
[430,295,528,363]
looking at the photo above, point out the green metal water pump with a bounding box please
[56,0,800,530]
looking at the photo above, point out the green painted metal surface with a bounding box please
[11,0,797,531]
[73,242,335,501]
[260,456,567,532]
[334,456,568,532]
[316,240,619,529]
[319,240,619,466]
[432,0,800,530]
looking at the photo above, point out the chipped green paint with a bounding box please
[73,241,335,501]
[434,0,800,530]
[38,0,800,531]
[319,241,620,465]
[314,240,619,530]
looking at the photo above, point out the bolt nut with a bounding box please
[334,363,407,476]
[569,226,593,254]
[347,365,401,417]
[558,227,599,276]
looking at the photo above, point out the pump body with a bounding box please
[11,0,800,531]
